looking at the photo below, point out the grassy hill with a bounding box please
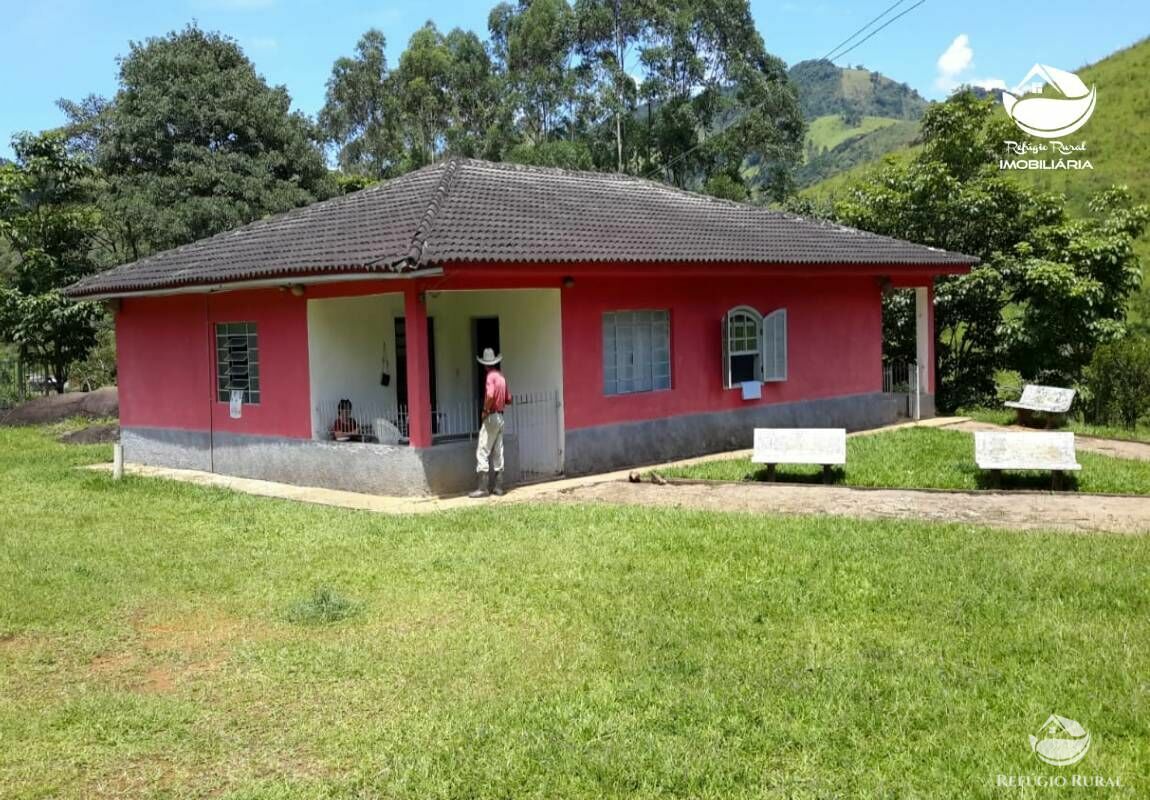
[747,59,927,190]
[804,37,1150,202]
[800,38,1150,315]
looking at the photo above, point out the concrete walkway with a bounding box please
[540,480,1150,535]
[91,416,965,515]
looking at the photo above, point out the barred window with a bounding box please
[215,322,260,404]
[603,310,671,395]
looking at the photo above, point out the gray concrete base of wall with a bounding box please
[121,428,519,497]
[124,392,924,496]
[564,391,911,476]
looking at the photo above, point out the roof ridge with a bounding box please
[401,157,462,268]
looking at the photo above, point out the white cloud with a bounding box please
[933,34,1005,94]
[937,34,973,79]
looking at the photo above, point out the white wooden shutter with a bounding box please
[721,314,731,388]
[762,309,787,382]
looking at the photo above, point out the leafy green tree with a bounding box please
[1084,335,1150,427]
[86,25,334,257]
[490,0,579,144]
[824,92,1148,407]
[0,133,103,392]
[318,29,402,178]
[505,139,594,169]
[634,0,803,198]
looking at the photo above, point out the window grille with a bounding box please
[216,322,260,404]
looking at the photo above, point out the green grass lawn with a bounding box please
[662,426,1150,494]
[2,425,1149,798]
[961,406,1150,446]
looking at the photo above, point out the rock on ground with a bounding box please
[1,387,118,425]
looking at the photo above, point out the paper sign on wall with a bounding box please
[229,390,244,419]
[740,381,762,401]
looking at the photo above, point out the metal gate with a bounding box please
[507,389,563,482]
[882,359,922,420]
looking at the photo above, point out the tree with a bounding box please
[318,29,402,178]
[633,0,803,198]
[86,25,334,257]
[0,133,103,393]
[823,92,1148,408]
[490,0,579,144]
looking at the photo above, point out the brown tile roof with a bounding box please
[67,158,977,297]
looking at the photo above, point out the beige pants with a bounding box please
[476,412,504,473]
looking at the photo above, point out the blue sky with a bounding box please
[2,0,1147,157]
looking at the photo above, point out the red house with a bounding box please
[67,159,975,495]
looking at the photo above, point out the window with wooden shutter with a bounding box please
[724,306,762,388]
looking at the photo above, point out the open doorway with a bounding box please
[395,316,438,433]
[471,316,501,411]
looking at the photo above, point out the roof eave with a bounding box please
[67,266,443,302]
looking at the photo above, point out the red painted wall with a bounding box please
[559,273,884,430]
[115,263,941,440]
[116,289,312,438]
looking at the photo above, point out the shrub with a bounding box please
[1084,336,1150,428]
[286,586,359,625]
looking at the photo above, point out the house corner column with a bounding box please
[914,284,936,417]
[404,282,433,448]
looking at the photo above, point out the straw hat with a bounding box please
[476,347,502,365]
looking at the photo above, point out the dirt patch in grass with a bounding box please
[87,608,275,694]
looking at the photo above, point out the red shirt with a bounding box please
[484,370,510,413]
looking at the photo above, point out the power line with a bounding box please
[643,0,929,181]
[821,0,907,63]
[826,0,927,65]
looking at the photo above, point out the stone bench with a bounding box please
[753,428,846,483]
[974,431,1081,490]
[1004,385,1076,427]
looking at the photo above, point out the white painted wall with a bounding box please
[426,289,564,408]
[307,292,404,437]
[307,288,563,441]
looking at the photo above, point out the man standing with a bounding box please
[469,347,511,498]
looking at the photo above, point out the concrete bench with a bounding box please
[753,428,846,483]
[974,431,1081,490]
[1004,385,1076,427]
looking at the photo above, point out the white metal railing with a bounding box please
[314,398,408,443]
[314,389,564,478]
[314,396,491,443]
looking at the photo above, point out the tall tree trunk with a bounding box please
[614,0,624,172]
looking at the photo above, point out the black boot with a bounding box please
[468,471,489,498]
[492,471,505,496]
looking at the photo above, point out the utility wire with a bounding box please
[821,0,907,63]
[825,0,927,65]
[643,0,928,181]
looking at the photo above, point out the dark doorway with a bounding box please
[395,317,438,433]
[472,316,501,410]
